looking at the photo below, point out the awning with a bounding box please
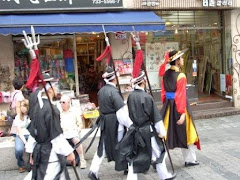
[0,11,165,35]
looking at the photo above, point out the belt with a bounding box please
[166,92,175,99]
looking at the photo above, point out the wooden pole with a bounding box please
[73,34,80,96]
[102,25,123,99]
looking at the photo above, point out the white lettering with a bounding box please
[203,0,208,6]
[222,0,227,5]
[203,0,233,7]
[216,0,222,6]
[228,0,232,5]
[44,0,72,5]
[209,0,215,6]
[30,0,39,4]
[2,0,20,4]
[92,0,121,4]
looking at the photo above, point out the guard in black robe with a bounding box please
[118,71,176,180]
[88,67,132,180]
[24,80,75,180]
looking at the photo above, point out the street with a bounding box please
[1,114,240,180]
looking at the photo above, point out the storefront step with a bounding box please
[191,101,233,111]
[192,107,240,120]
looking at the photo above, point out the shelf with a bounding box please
[77,42,95,44]
[77,54,95,56]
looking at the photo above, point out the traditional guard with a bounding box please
[24,76,76,180]
[21,26,75,180]
[117,71,176,180]
[159,50,201,167]
[88,67,133,180]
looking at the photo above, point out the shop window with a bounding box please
[132,11,223,102]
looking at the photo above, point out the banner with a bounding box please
[0,0,123,12]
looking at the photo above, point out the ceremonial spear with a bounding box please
[96,25,123,98]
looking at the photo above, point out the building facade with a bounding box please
[0,0,240,108]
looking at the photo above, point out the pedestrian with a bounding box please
[60,94,87,169]
[24,77,75,180]
[13,99,31,173]
[160,50,201,167]
[118,71,176,180]
[8,77,25,135]
[88,67,133,180]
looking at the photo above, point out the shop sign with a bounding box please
[115,32,127,40]
[0,0,123,12]
[202,0,232,7]
[141,0,160,7]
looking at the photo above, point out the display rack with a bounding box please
[76,42,96,65]
[118,74,133,101]
[113,59,133,101]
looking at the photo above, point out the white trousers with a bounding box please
[127,136,173,180]
[89,130,125,178]
[181,144,197,163]
[24,161,66,180]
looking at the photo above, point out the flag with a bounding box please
[132,49,144,78]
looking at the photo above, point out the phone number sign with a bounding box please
[0,0,123,12]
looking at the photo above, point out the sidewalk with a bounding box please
[1,115,240,180]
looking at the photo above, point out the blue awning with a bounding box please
[0,11,165,35]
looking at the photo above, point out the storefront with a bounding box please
[132,10,223,104]
[126,0,240,107]
[0,0,166,129]
[1,0,240,132]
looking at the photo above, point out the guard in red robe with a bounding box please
[160,50,201,167]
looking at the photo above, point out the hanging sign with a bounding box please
[115,32,127,40]
[0,0,123,12]
[141,0,160,7]
[203,0,233,7]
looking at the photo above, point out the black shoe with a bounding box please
[123,169,128,175]
[185,161,199,167]
[151,161,157,171]
[165,172,177,180]
[88,171,99,180]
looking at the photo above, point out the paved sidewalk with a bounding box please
[1,115,240,180]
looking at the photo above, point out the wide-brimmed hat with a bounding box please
[158,48,188,77]
[131,71,146,85]
[168,48,188,62]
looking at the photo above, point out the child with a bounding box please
[13,99,31,173]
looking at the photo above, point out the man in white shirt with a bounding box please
[60,95,87,169]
